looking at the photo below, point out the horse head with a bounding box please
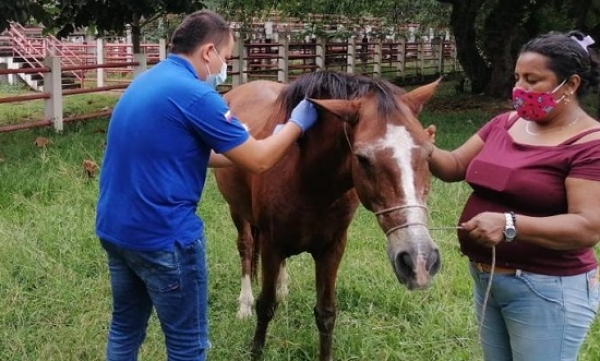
[309,79,441,290]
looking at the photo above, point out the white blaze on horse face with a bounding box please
[378,124,429,238]
[378,124,436,289]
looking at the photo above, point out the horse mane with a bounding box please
[274,71,406,123]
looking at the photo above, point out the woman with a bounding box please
[428,31,600,361]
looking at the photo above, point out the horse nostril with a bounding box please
[428,249,441,275]
[396,251,414,277]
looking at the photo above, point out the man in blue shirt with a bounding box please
[96,10,317,361]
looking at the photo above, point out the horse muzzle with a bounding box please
[387,237,441,290]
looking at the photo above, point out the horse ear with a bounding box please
[402,77,442,115]
[308,98,360,124]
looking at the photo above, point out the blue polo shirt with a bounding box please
[96,54,249,251]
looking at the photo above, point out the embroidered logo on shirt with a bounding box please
[224,110,232,122]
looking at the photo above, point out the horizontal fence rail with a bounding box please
[0,59,143,133]
[0,28,461,133]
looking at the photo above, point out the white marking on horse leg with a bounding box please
[237,275,254,319]
[276,264,289,302]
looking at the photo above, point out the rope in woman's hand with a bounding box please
[427,224,495,343]
[479,246,495,344]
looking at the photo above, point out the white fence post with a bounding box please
[5,58,15,85]
[231,33,243,87]
[315,36,325,70]
[277,32,289,83]
[43,56,63,132]
[373,38,382,79]
[125,24,133,59]
[96,38,105,87]
[418,39,424,76]
[159,38,167,60]
[241,39,249,84]
[133,53,147,78]
[396,37,406,78]
[347,36,356,74]
[0,63,7,84]
[436,38,444,74]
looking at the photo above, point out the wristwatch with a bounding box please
[503,211,517,242]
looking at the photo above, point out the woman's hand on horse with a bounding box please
[423,125,437,159]
[425,124,437,144]
[289,99,318,133]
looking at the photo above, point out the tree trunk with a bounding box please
[132,14,142,54]
[481,0,536,98]
[438,0,490,93]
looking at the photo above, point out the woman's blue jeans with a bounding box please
[100,238,210,361]
[470,263,600,361]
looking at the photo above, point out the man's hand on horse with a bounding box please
[289,99,318,133]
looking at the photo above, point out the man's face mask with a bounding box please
[205,48,227,89]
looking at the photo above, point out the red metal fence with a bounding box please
[0,27,460,133]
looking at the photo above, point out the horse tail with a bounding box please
[250,225,260,283]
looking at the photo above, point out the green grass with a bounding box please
[0,81,599,361]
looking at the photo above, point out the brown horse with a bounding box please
[214,71,441,361]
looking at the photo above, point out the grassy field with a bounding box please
[0,81,599,361]
[0,83,120,127]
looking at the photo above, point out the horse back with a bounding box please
[215,80,286,223]
[224,80,285,138]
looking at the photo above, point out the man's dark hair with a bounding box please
[169,10,232,55]
[520,30,600,98]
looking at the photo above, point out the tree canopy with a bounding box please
[216,0,450,31]
[438,0,600,97]
[3,0,599,99]
[1,0,205,52]
[0,0,30,31]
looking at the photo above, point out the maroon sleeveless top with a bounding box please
[458,112,600,276]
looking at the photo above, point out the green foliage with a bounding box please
[0,0,29,31]
[434,0,600,97]
[530,2,576,33]
[381,0,451,29]
[215,0,451,32]
[1,0,205,37]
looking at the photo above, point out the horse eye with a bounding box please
[355,154,372,168]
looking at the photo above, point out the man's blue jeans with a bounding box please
[101,238,210,361]
[470,264,600,361]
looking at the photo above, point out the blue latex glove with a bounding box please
[289,99,318,133]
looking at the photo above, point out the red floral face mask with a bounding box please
[512,80,567,122]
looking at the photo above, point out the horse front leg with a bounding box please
[312,235,348,361]
[251,249,283,360]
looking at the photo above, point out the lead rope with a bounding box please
[478,246,495,345]
[430,223,496,348]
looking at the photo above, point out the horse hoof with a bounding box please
[237,306,253,320]
[250,346,263,361]
[276,286,289,302]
